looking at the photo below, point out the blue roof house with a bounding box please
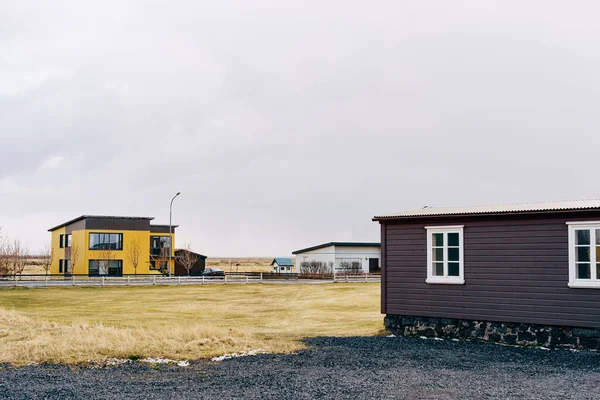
[271,258,294,274]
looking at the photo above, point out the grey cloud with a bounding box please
[2,1,600,255]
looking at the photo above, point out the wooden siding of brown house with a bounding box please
[381,212,600,329]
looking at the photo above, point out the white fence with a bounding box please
[333,273,381,283]
[0,273,380,288]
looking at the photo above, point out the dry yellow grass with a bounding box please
[22,258,47,275]
[0,283,381,365]
[207,257,294,273]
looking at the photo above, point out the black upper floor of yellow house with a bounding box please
[49,215,178,254]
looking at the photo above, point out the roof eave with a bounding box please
[48,215,155,231]
[373,207,600,222]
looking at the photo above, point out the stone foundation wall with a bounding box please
[385,315,600,350]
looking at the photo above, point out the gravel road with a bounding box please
[1,336,599,399]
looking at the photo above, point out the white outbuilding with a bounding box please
[292,242,381,274]
[271,258,295,274]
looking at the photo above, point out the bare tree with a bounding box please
[9,239,28,278]
[179,242,199,276]
[126,237,141,276]
[159,246,170,275]
[97,245,115,276]
[70,243,80,276]
[0,233,10,277]
[41,244,53,276]
[149,245,170,276]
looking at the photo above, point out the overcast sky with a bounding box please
[1,1,600,256]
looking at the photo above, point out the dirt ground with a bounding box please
[2,336,599,399]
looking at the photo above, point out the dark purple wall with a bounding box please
[381,212,600,329]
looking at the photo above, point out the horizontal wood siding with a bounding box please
[85,218,151,231]
[383,214,600,328]
[150,225,176,234]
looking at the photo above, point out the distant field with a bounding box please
[22,258,46,275]
[21,257,295,275]
[0,283,380,364]
[206,257,295,273]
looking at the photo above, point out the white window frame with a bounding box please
[425,225,465,285]
[567,221,600,289]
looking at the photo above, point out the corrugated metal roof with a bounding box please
[48,215,154,231]
[292,242,381,255]
[272,258,294,266]
[374,199,600,219]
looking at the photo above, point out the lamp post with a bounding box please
[169,192,181,277]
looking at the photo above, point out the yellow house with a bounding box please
[48,216,177,276]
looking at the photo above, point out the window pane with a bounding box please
[433,262,443,276]
[110,234,122,250]
[448,248,459,262]
[577,247,590,262]
[577,263,591,279]
[433,248,444,262]
[448,263,459,276]
[433,233,443,247]
[447,233,459,247]
[576,230,590,246]
[597,230,600,245]
[89,260,99,275]
[597,264,600,280]
[108,261,122,276]
[100,234,109,249]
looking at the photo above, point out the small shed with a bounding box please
[174,249,207,276]
[292,242,381,274]
[374,199,600,349]
[271,258,294,274]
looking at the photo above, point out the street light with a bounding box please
[169,192,181,277]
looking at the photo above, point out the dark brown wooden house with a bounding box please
[174,249,207,276]
[373,200,600,349]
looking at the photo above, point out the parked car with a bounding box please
[201,268,225,277]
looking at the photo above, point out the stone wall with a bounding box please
[385,315,600,350]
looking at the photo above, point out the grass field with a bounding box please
[0,283,381,365]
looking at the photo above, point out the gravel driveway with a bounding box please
[1,336,599,399]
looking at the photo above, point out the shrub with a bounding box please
[337,261,363,274]
[299,261,333,275]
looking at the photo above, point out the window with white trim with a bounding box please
[567,222,600,288]
[426,226,464,284]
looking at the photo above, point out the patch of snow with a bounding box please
[387,334,396,338]
[104,358,131,366]
[419,336,428,340]
[451,339,460,342]
[93,358,190,368]
[210,349,265,362]
[539,347,550,351]
[433,338,444,341]
[141,358,190,366]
